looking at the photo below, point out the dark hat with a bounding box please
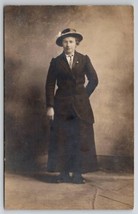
[56,28,83,47]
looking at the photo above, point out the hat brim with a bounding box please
[56,32,83,47]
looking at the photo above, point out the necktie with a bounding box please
[68,55,73,69]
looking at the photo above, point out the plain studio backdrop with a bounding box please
[4,5,133,172]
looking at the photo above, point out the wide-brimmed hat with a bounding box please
[56,28,83,47]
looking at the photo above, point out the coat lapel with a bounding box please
[58,51,80,77]
[59,52,71,73]
[72,51,79,70]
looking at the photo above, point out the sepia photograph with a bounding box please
[4,5,134,209]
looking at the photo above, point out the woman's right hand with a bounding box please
[47,107,54,120]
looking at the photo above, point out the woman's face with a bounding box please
[62,37,77,55]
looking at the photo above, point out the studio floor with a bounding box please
[4,171,134,210]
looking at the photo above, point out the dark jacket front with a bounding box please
[46,51,98,124]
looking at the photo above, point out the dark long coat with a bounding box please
[46,51,98,173]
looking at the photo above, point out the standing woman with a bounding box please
[46,28,98,184]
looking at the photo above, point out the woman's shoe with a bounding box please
[72,174,86,184]
[56,172,71,183]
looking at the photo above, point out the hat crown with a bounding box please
[62,28,76,35]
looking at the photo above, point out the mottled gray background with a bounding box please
[4,6,133,172]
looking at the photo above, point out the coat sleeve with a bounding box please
[85,55,98,97]
[45,58,57,108]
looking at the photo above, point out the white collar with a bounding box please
[65,52,74,57]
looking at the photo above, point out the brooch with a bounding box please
[76,61,79,64]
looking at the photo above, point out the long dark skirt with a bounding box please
[47,115,98,174]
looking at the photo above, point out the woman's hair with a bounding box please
[75,38,80,46]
